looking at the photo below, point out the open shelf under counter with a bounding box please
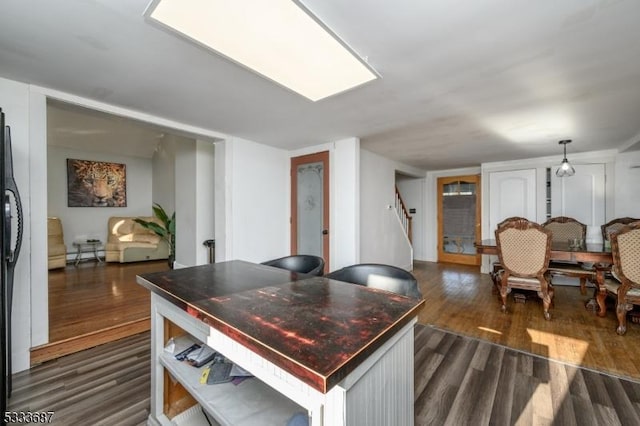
[160,340,305,426]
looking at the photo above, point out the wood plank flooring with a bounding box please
[8,332,150,426]
[47,260,168,342]
[34,260,169,364]
[45,259,640,379]
[15,260,640,425]
[412,261,640,381]
[414,324,640,426]
[12,325,640,425]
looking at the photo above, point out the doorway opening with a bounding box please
[39,99,211,363]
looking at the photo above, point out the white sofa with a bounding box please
[105,216,169,263]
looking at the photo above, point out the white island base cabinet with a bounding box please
[148,294,416,426]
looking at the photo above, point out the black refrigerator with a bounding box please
[1,107,24,419]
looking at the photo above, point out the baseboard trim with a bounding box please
[30,317,150,366]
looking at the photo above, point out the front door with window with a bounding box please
[437,175,481,265]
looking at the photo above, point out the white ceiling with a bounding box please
[2,0,640,170]
[47,100,172,158]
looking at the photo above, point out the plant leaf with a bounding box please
[168,212,176,234]
[133,218,167,237]
[144,222,168,237]
[152,203,169,225]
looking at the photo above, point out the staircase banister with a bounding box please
[395,186,410,217]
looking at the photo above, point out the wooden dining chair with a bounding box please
[602,221,640,335]
[543,216,585,244]
[495,217,554,320]
[542,216,595,295]
[490,216,528,289]
[602,217,640,244]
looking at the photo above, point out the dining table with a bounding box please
[476,239,613,316]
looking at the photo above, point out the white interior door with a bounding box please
[488,169,537,238]
[551,163,605,242]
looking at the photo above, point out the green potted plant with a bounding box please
[134,203,175,267]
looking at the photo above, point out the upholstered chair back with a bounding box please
[496,218,552,277]
[542,216,586,243]
[602,217,640,242]
[612,223,640,284]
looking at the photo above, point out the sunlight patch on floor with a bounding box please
[527,328,589,363]
[514,381,554,424]
[477,326,502,335]
[518,330,583,423]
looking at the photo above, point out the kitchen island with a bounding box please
[137,260,424,426]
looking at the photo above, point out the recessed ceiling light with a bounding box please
[145,0,379,101]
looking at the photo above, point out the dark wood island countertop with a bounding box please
[137,260,424,393]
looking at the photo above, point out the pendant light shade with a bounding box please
[555,140,575,177]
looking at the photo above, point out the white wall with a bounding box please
[195,140,216,265]
[47,146,153,253]
[1,77,35,373]
[330,138,360,270]
[154,135,215,268]
[289,138,361,271]
[152,137,177,215]
[29,88,48,350]
[360,149,425,270]
[174,140,197,267]
[214,141,227,262]
[613,150,640,218]
[225,137,289,263]
[396,177,426,261]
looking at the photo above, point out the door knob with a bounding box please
[322,229,328,235]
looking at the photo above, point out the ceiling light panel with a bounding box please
[146,0,378,101]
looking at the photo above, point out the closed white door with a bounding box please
[488,169,537,238]
[551,163,605,242]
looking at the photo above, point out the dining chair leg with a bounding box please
[616,300,631,335]
[543,305,551,320]
[499,282,508,313]
[538,278,553,321]
[580,277,586,295]
[490,264,501,295]
[536,290,552,320]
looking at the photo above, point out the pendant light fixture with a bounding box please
[555,139,575,177]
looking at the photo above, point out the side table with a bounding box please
[73,240,103,266]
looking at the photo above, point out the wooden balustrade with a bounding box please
[395,186,412,243]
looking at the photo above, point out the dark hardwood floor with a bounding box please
[14,260,639,425]
[34,260,169,364]
[412,261,640,381]
[44,259,640,379]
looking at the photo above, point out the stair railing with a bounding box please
[395,186,412,244]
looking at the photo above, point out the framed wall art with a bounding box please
[67,159,127,207]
